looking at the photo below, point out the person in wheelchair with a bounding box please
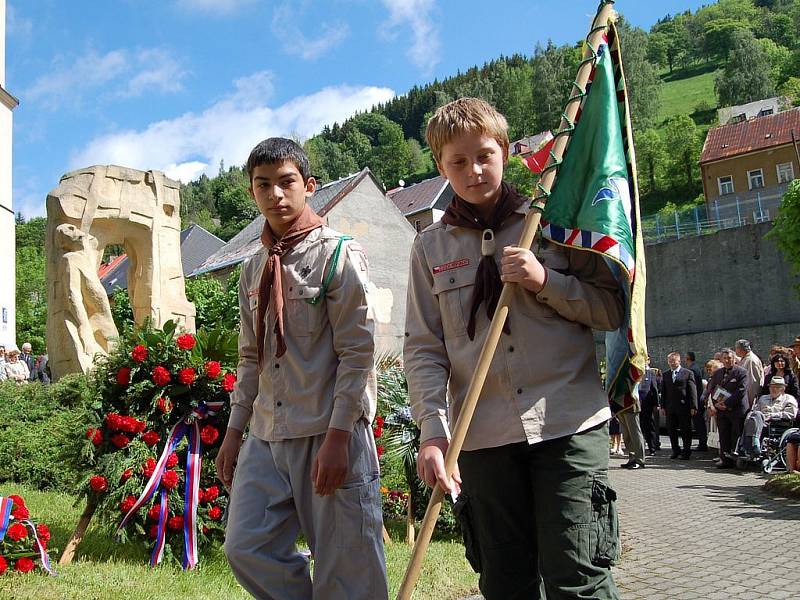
[741,376,798,457]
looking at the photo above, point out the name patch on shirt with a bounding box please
[432,258,470,275]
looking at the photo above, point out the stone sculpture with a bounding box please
[46,165,195,381]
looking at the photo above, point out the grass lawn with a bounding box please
[0,483,477,600]
[763,472,800,499]
[658,64,720,125]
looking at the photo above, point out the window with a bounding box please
[731,114,746,124]
[718,175,734,196]
[758,108,774,117]
[747,169,764,190]
[777,162,795,184]
[414,219,422,232]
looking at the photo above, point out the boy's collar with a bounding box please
[443,202,528,231]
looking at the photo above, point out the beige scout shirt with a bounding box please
[228,226,377,441]
[404,204,625,452]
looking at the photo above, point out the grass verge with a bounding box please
[0,483,478,600]
[763,472,800,499]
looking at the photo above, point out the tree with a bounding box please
[633,129,666,195]
[15,246,47,352]
[663,115,701,192]
[778,76,800,106]
[531,42,580,134]
[16,217,47,249]
[756,38,792,87]
[703,18,751,62]
[503,156,538,197]
[715,29,776,106]
[767,180,800,294]
[649,17,691,73]
[617,21,663,130]
[405,138,431,175]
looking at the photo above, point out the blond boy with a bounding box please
[216,138,387,599]
[404,99,623,599]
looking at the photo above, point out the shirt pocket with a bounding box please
[432,267,475,337]
[285,278,322,337]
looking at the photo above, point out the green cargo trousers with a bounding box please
[455,423,620,600]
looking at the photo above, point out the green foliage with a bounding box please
[633,129,666,195]
[504,156,538,198]
[185,266,241,332]
[15,216,47,249]
[663,115,702,194]
[778,76,800,105]
[0,375,93,491]
[715,29,776,106]
[767,180,800,294]
[531,42,581,133]
[111,286,135,337]
[15,245,47,353]
[618,20,663,130]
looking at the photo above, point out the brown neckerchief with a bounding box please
[441,182,526,340]
[257,204,325,362]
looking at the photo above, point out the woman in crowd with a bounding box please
[759,352,798,399]
[4,346,31,384]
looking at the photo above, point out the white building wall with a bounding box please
[0,0,17,346]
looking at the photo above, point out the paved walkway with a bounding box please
[460,436,800,600]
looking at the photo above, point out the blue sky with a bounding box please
[6,0,711,219]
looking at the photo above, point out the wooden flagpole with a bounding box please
[395,2,617,598]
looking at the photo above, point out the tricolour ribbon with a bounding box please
[117,400,224,569]
[0,497,12,541]
[23,520,57,576]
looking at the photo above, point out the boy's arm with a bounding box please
[325,242,375,432]
[403,237,452,444]
[227,262,260,432]
[535,247,625,331]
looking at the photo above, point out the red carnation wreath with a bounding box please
[0,494,56,576]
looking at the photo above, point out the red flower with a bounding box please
[205,360,222,379]
[126,416,146,433]
[111,433,131,449]
[105,413,123,430]
[11,505,29,521]
[176,333,196,351]
[152,366,171,387]
[36,524,51,543]
[167,515,183,531]
[8,495,26,508]
[147,504,161,521]
[15,557,34,573]
[142,430,160,446]
[120,468,133,483]
[142,458,156,478]
[116,367,132,386]
[0,556,7,575]
[157,396,173,414]
[202,486,219,504]
[373,426,383,438]
[200,425,219,445]
[375,416,385,428]
[166,452,179,468]
[202,526,210,535]
[222,372,236,392]
[162,470,179,490]
[119,495,137,513]
[6,523,27,542]
[178,367,196,386]
[148,524,159,539]
[208,506,222,521]
[131,344,148,363]
[86,427,103,446]
[376,446,384,458]
[90,475,108,493]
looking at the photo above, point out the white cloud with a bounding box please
[272,2,349,61]
[24,47,188,109]
[6,3,33,39]
[70,72,395,182]
[174,0,255,14]
[380,0,440,74]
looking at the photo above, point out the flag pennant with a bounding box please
[534,22,647,408]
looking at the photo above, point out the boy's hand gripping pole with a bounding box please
[395,2,616,598]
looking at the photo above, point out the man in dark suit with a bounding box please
[685,351,708,451]
[707,347,749,468]
[638,357,661,456]
[660,351,698,459]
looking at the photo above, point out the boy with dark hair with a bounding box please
[404,98,624,599]
[216,137,387,599]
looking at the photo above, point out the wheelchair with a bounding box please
[732,419,798,473]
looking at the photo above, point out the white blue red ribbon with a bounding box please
[117,400,223,569]
[23,520,56,576]
[0,497,12,541]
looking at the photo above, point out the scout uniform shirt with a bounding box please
[229,226,377,441]
[404,202,625,451]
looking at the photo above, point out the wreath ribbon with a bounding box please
[116,400,223,569]
[0,496,57,576]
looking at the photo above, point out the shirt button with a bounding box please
[276,401,283,407]
[405,332,410,337]
[274,363,280,369]
[508,346,515,352]
[449,277,455,284]
[517,388,523,394]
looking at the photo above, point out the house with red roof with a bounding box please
[387,175,453,232]
[699,107,800,221]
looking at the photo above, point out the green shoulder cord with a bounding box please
[305,235,353,306]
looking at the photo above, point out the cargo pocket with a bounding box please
[453,494,482,573]
[335,475,380,549]
[590,476,620,567]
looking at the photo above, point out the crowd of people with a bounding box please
[0,342,50,384]
[612,337,800,474]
